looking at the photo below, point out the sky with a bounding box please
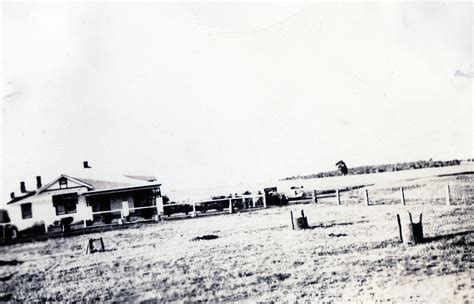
[1,2,472,203]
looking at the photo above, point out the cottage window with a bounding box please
[52,193,78,215]
[21,203,32,219]
[59,177,68,189]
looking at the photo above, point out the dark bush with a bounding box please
[102,213,113,224]
[140,208,155,219]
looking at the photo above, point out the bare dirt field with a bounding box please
[1,174,473,302]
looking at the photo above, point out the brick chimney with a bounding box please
[20,181,26,193]
[10,192,15,199]
[36,176,42,189]
[83,161,91,169]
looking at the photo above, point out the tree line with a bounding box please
[281,159,463,181]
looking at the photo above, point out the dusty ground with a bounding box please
[1,200,472,302]
[1,173,473,302]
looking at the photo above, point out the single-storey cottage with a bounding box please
[6,163,163,234]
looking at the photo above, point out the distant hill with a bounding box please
[280,159,467,181]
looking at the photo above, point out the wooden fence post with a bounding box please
[119,210,124,225]
[229,199,233,214]
[252,197,256,208]
[446,185,451,206]
[336,189,341,205]
[312,190,317,203]
[156,196,164,218]
[290,211,295,230]
[400,187,405,205]
[191,202,197,217]
[364,189,369,206]
[396,214,403,243]
[262,193,267,208]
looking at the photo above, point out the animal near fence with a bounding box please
[291,182,473,206]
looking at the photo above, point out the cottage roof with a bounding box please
[5,192,35,205]
[7,173,161,205]
[70,177,133,190]
[122,175,157,182]
[71,176,161,196]
[35,175,94,194]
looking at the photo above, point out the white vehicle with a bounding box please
[287,186,306,199]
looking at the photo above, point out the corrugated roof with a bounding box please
[70,168,157,187]
[83,183,161,196]
[70,177,134,190]
[122,175,157,182]
[7,172,161,205]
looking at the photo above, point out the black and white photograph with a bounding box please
[1,1,473,302]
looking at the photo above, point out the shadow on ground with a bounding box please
[423,230,473,244]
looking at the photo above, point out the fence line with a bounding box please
[91,205,155,215]
[88,193,267,225]
[91,205,157,216]
[8,182,470,241]
[289,183,468,207]
[72,183,473,229]
[87,183,465,226]
[90,205,159,226]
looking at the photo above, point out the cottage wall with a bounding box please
[8,200,52,231]
[7,186,93,231]
[109,195,134,211]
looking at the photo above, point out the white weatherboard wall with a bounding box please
[7,200,51,231]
